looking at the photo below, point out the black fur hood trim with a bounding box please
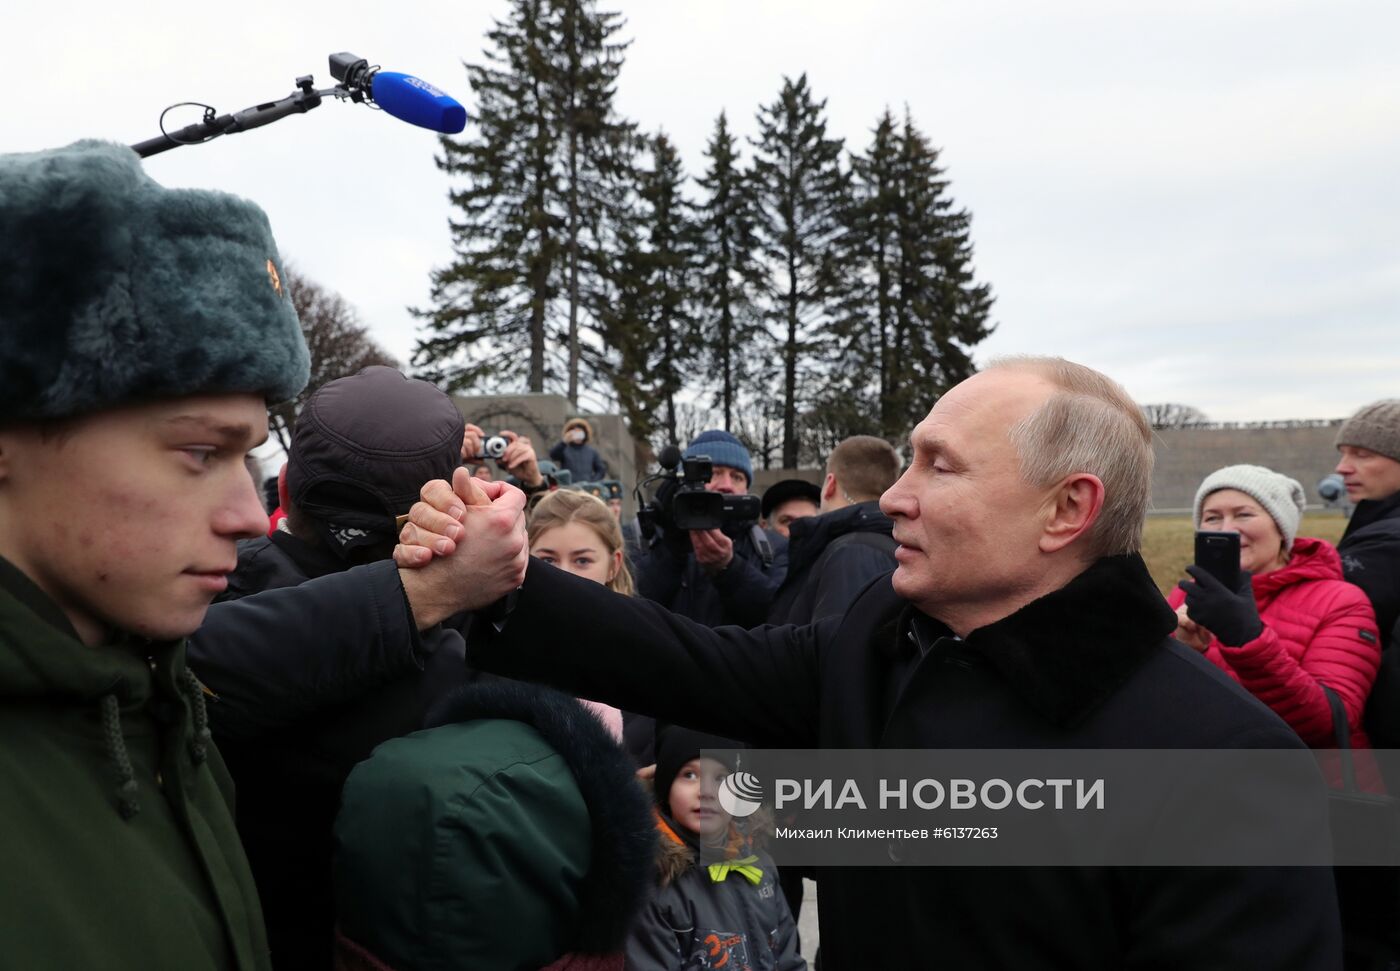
[424,681,655,954]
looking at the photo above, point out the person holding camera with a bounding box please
[634,430,788,628]
[462,421,552,499]
[1170,465,1380,752]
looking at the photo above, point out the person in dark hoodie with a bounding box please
[0,140,309,970]
[551,417,609,483]
[206,364,471,970]
[768,435,902,627]
[627,725,805,971]
[333,682,655,971]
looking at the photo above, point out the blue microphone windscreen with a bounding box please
[370,72,468,134]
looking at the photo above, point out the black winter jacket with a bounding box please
[200,532,467,971]
[1339,491,1400,642]
[1340,492,1400,748]
[634,520,788,628]
[467,555,1341,970]
[550,439,609,482]
[767,500,896,626]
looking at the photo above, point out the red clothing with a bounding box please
[267,506,286,536]
[1168,537,1381,749]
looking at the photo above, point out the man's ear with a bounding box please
[276,461,290,511]
[822,473,838,501]
[1039,473,1105,554]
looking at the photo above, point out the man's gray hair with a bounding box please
[988,356,1153,557]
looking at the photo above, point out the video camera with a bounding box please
[637,446,762,534]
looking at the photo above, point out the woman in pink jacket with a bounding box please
[1170,464,1382,747]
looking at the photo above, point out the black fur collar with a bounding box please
[424,681,655,955]
[878,554,1176,728]
[962,553,1176,727]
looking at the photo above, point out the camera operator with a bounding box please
[634,430,788,628]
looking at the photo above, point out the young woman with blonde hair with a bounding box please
[527,490,633,740]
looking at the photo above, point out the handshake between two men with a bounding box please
[393,468,530,611]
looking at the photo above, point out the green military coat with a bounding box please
[0,559,269,969]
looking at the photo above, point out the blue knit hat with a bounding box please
[684,429,753,484]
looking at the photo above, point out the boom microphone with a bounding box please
[370,73,468,134]
[329,53,467,134]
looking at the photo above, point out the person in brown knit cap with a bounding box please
[1335,399,1400,645]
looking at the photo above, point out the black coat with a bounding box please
[767,500,896,626]
[200,532,467,971]
[468,554,1341,970]
[1339,491,1400,643]
[549,439,608,483]
[1340,492,1400,749]
[633,521,788,628]
[192,559,426,741]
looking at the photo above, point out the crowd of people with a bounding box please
[4,142,1400,970]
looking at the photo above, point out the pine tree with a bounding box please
[413,0,631,400]
[596,132,698,444]
[694,112,765,430]
[833,108,994,439]
[552,0,632,403]
[750,74,848,468]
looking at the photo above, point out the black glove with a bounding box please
[1178,566,1262,647]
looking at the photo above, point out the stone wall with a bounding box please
[451,393,638,516]
[1149,423,1342,512]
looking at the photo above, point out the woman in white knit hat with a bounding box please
[1168,464,1382,750]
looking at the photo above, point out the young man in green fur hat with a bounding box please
[0,141,307,970]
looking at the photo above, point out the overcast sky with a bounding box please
[9,0,1398,422]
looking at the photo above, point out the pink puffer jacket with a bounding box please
[1168,537,1381,749]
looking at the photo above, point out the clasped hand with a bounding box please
[394,469,529,615]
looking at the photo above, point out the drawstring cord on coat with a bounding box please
[98,668,211,821]
[99,694,140,820]
[181,668,210,765]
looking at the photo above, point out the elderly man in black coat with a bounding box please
[397,356,1340,970]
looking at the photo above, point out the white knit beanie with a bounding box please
[1193,464,1307,550]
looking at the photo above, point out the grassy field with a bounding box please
[1142,512,1349,596]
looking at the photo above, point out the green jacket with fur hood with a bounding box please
[0,560,269,970]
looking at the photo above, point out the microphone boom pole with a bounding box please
[130,53,466,159]
[132,76,327,159]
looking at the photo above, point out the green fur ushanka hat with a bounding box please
[0,140,309,421]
